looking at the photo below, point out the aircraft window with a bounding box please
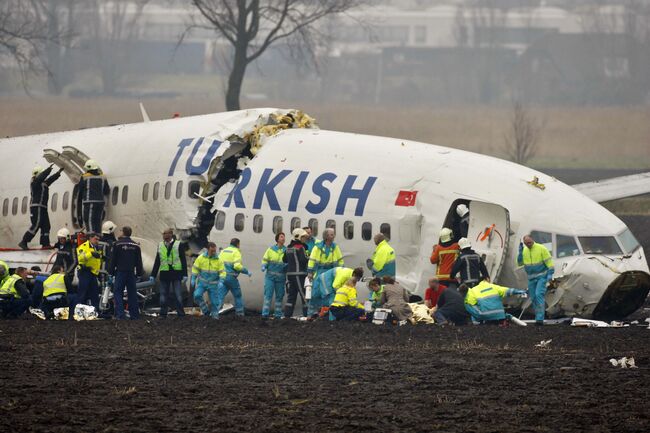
[215,211,226,231]
[618,228,640,253]
[253,215,263,233]
[343,221,354,240]
[326,220,336,231]
[291,217,301,231]
[273,216,283,235]
[62,192,69,210]
[362,222,372,241]
[12,197,18,215]
[51,193,58,212]
[164,181,171,200]
[188,181,200,199]
[21,196,28,214]
[578,236,622,255]
[153,182,160,201]
[122,186,128,204]
[111,187,119,206]
[142,183,149,202]
[308,219,318,236]
[2,198,7,216]
[380,223,391,240]
[530,230,552,253]
[556,235,580,258]
[176,181,183,199]
[234,213,245,232]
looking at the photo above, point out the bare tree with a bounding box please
[503,100,543,165]
[187,0,363,111]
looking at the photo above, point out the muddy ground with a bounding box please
[1,318,649,433]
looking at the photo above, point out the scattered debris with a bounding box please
[29,307,45,320]
[609,357,637,369]
[527,176,546,190]
[609,321,629,328]
[571,318,610,328]
[74,304,98,321]
[535,339,552,348]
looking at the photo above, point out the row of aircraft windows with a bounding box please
[214,211,392,241]
[1,180,202,217]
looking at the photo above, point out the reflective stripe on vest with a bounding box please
[159,241,182,271]
[0,274,22,298]
[43,274,67,297]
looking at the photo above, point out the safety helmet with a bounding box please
[84,159,100,171]
[456,204,469,217]
[458,237,471,250]
[32,165,44,176]
[56,228,71,238]
[101,221,117,235]
[292,228,307,240]
[439,228,453,243]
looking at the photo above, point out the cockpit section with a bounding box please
[529,228,642,259]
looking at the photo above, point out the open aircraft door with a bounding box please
[467,201,511,283]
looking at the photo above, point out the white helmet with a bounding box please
[102,221,117,235]
[56,228,71,238]
[456,204,469,217]
[458,237,471,250]
[84,159,100,171]
[292,228,307,240]
[439,227,453,243]
[32,165,44,176]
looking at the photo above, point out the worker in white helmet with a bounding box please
[76,159,110,234]
[455,203,470,240]
[52,227,77,289]
[430,227,460,290]
[18,164,64,250]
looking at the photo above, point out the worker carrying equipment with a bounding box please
[19,164,63,249]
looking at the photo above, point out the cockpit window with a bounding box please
[578,236,622,255]
[530,231,552,253]
[618,228,640,253]
[556,235,580,258]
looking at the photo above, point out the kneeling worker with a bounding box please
[462,280,527,325]
[309,266,363,316]
[0,267,32,318]
[330,277,365,321]
[41,265,71,320]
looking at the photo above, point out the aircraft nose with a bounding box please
[592,270,650,320]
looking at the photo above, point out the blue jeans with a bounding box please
[0,298,31,318]
[527,277,547,322]
[215,277,244,317]
[160,279,185,316]
[77,269,99,310]
[114,271,139,320]
[193,283,220,317]
[262,276,285,318]
[330,306,364,321]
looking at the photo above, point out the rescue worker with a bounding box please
[430,228,460,290]
[454,204,470,240]
[302,226,318,255]
[283,228,310,318]
[77,159,110,234]
[109,226,144,320]
[431,284,470,326]
[450,238,490,288]
[215,238,251,318]
[0,267,32,318]
[308,228,344,279]
[0,260,9,287]
[261,232,287,319]
[308,266,363,317]
[52,228,77,289]
[151,228,188,318]
[367,278,384,308]
[378,276,413,323]
[28,266,46,308]
[517,235,554,325]
[99,221,117,271]
[191,242,225,318]
[463,280,527,325]
[424,277,446,308]
[19,164,63,249]
[330,277,365,321]
[40,265,70,320]
[76,232,103,310]
[366,233,396,278]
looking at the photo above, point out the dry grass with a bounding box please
[1,96,648,168]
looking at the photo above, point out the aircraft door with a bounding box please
[467,201,511,283]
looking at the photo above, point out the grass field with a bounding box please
[1,96,648,169]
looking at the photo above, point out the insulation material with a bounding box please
[408,303,434,324]
[74,304,98,320]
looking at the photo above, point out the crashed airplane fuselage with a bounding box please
[0,108,648,319]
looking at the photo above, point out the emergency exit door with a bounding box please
[467,201,510,283]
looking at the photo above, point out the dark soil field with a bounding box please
[1,318,650,433]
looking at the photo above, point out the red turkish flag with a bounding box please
[395,190,418,206]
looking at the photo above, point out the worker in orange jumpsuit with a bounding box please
[430,228,460,291]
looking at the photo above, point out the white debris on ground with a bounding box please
[535,339,553,348]
[571,318,611,327]
[609,357,638,368]
[74,304,98,320]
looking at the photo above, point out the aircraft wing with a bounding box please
[572,172,650,202]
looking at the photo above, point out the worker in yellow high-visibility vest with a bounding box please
[41,265,70,320]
